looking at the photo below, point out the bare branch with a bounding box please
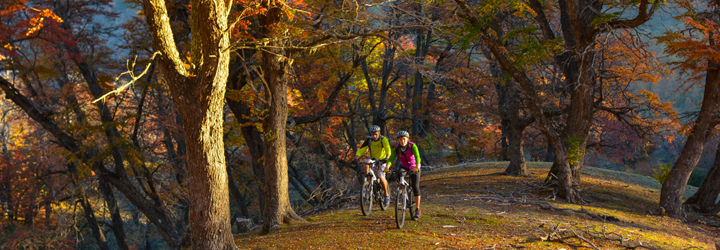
[93,52,160,103]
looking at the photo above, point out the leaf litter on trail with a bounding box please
[236,162,719,249]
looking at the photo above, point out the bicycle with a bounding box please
[360,159,390,216]
[393,168,417,228]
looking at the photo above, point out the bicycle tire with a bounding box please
[360,181,373,216]
[395,186,407,228]
[376,182,389,211]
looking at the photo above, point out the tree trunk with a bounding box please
[543,41,595,196]
[226,57,266,220]
[143,0,236,247]
[98,177,130,250]
[411,29,432,137]
[563,48,596,189]
[471,24,577,202]
[226,100,266,219]
[544,140,555,162]
[79,195,109,250]
[362,39,397,136]
[259,1,304,234]
[660,64,720,217]
[45,201,52,228]
[226,164,250,219]
[481,44,529,175]
[500,130,510,161]
[685,143,720,214]
[505,123,528,176]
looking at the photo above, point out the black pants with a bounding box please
[399,168,421,196]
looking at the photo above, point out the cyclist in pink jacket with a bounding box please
[387,130,422,219]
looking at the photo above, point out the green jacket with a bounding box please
[387,143,421,169]
[356,136,391,160]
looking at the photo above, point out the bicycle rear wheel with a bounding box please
[395,186,407,228]
[360,181,373,216]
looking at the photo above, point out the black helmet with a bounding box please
[396,130,409,139]
[370,125,381,133]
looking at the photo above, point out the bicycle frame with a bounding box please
[393,169,416,228]
[360,160,389,216]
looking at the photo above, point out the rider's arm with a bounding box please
[387,147,397,168]
[356,139,370,157]
[382,137,391,160]
[412,144,421,167]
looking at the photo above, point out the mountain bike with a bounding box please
[360,159,390,216]
[394,168,416,228]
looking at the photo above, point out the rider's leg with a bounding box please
[378,163,389,197]
[380,177,389,197]
[364,159,371,182]
[411,171,421,210]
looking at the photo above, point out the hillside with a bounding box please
[235,162,720,249]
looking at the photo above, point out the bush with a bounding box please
[653,163,672,185]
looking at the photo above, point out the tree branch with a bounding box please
[593,0,660,38]
[142,0,189,82]
[0,76,80,152]
[290,72,353,125]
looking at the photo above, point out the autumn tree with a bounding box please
[451,0,661,201]
[658,0,720,217]
[139,0,240,247]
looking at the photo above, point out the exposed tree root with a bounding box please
[534,222,599,249]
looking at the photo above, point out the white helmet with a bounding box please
[370,125,381,133]
[396,130,409,139]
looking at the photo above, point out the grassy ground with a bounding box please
[234,162,720,249]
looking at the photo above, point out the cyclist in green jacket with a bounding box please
[352,125,392,207]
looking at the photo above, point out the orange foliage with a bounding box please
[658,14,720,92]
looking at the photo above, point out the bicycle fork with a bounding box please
[398,179,409,211]
[366,168,377,183]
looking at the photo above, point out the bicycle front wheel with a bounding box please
[360,181,373,216]
[377,183,389,211]
[395,186,407,228]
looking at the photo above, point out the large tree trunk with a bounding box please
[173,79,233,249]
[660,64,720,217]
[143,0,236,248]
[685,143,720,214]
[259,1,303,234]
[552,49,596,190]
